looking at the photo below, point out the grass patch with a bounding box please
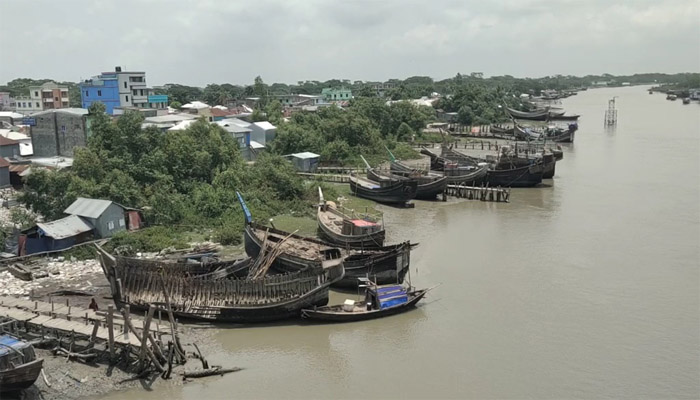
[104,226,189,255]
[269,214,318,237]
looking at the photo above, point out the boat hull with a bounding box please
[486,164,544,187]
[0,358,43,393]
[301,290,426,322]
[368,168,447,200]
[349,176,417,204]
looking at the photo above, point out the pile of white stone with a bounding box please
[0,258,102,297]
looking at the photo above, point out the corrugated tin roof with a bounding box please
[0,136,19,146]
[291,152,320,159]
[0,157,9,168]
[0,112,24,119]
[64,197,115,219]
[253,121,276,130]
[250,140,265,149]
[37,215,93,239]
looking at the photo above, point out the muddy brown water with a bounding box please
[99,86,699,399]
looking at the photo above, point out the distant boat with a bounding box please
[0,335,44,393]
[506,107,549,121]
[666,94,677,101]
[317,187,386,249]
[349,175,417,204]
[682,97,691,104]
[301,279,428,323]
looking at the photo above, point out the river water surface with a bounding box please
[103,86,699,399]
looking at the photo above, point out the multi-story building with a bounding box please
[80,67,167,115]
[14,82,70,114]
[321,87,352,102]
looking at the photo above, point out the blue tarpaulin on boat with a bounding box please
[375,285,409,309]
[0,335,29,356]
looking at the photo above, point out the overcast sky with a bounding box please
[1,0,698,87]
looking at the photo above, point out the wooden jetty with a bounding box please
[445,185,510,203]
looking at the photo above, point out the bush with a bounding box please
[104,226,188,255]
[214,218,243,245]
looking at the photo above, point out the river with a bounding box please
[101,86,699,399]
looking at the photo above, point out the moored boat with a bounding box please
[349,175,417,204]
[301,279,427,323]
[0,334,44,393]
[317,187,386,248]
[367,168,447,200]
[98,246,344,323]
[238,192,414,289]
[506,107,549,121]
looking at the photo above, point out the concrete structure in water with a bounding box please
[14,82,70,114]
[30,108,89,157]
[80,67,168,115]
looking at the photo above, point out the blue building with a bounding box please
[80,66,167,115]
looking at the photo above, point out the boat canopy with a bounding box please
[0,334,36,369]
[373,285,409,309]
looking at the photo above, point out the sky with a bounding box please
[1,0,698,87]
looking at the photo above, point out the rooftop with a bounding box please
[290,152,320,159]
[36,215,93,240]
[253,121,276,130]
[0,111,24,119]
[32,108,89,117]
[0,136,19,146]
[64,197,118,219]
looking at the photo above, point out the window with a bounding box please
[140,89,144,96]
[119,219,125,227]
[54,97,58,101]
[22,102,26,107]
[125,95,129,102]
[124,81,127,89]
[34,91,38,97]
[97,90,102,96]
[108,221,115,230]
[36,102,40,108]
[85,91,88,97]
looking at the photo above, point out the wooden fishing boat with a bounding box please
[238,192,414,289]
[302,279,427,323]
[548,114,580,121]
[486,163,543,187]
[98,247,344,323]
[367,168,447,200]
[506,107,549,121]
[106,255,252,280]
[243,222,413,289]
[0,335,43,393]
[317,188,385,248]
[349,175,417,204]
[441,145,544,186]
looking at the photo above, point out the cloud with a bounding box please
[0,0,697,86]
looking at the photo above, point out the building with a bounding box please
[0,157,10,188]
[0,130,32,156]
[272,94,324,108]
[249,121,276,145]
[63,197,128,239]
[321,88,352,102]
[0,111,25,126]
[287,152,320,172]
[80,67,168,115]
[0,92,12,110]
[0,136,20,158]
[142,113,197,130]
[14,82,70,114]
[20,215,94,255]
[30,108,89,157]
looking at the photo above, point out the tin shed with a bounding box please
[64,197,127,238]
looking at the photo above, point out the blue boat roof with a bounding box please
[0,335,30,356]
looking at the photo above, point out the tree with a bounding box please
[265,100,283,125]
[170,101,182,109]
[396,122,414,141]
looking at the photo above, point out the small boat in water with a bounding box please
[0,334,44,393]
[317,187,385,248]
[301,278,428,322]
[666,94,677,101]
[682,97,691,104]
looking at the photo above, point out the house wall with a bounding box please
[0,166,9,188]
[0,144,19,158]
[91,203,126,238]
[31,112,87,157]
